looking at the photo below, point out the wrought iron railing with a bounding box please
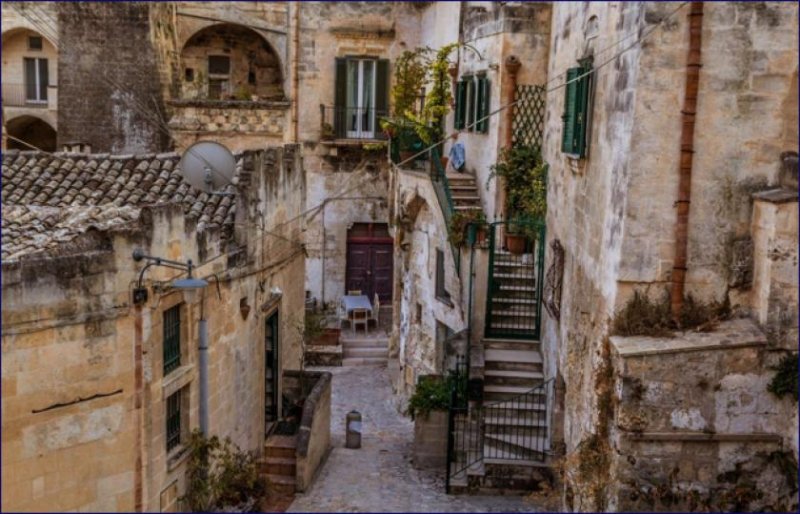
[485,219,546,340]
[446,377,554,492]
[320,104,388,140]
[2,82,50,108]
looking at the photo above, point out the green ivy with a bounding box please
[488,144,548,236]
[390,47,432,119]
[768,354,798,400]
[448,209,486,247]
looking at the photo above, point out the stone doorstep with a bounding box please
[263,456,296,477]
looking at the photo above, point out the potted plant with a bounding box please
[487,144,548,254]
[447,209,486,247]
[407,375,451,469]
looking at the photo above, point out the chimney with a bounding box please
[62,141,92,154]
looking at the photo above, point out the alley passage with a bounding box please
[287,365,537,513]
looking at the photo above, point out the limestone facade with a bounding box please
[1,146,306,512]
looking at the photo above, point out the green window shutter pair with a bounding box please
[375,59,390,119]
[334,57,348,138]
[561,61,592,157]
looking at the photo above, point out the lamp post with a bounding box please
[132,249,211,435]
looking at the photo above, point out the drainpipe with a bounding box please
[134,305,144,512]
[291,2,300,143]
[671,2,704,321]
[198,293,210,435]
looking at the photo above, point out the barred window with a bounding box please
[166,389,182,452]
[163,305,181,375]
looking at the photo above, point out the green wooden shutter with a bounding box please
[455,80,466,130]
[376,59,389,122]
[465,77,474,131]
[477,76,490,133]
[334,58,348,138]
[561,67,579,154]
[575,59,592,158]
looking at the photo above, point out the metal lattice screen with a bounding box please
[512,84,546,149]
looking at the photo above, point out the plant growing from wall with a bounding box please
[447,209,486,247]
[767,354,798,400]
[181,430,266,512]
[390,47,432,119]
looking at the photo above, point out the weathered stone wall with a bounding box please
[167,100,288,152]
[609,319,798,512]
[57,3,170,153]
[542,2,799,510]
[392,170,467,402]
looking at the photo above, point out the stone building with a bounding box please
[541,2,798,510]
[1,145,309,511]
[1,2,59,151]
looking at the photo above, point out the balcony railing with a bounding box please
[320,105,388,141]
[1,82,53,108]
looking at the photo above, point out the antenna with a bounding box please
[179,141,236,195]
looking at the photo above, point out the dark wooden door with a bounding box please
[345,223,393,302]
[265,312,279,430]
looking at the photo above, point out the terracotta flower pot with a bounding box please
[506,233,527,255]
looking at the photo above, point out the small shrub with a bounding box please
[612,290,673,337]
[767,354,798,400]
[447,210,486,247]
[406,376,450,420]
[181,430,265,512]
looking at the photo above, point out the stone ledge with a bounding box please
[624,431,783,443]
[167,99,290,109]
[610,318,766,357]
[162,364,195,399]
[752,187,798,204]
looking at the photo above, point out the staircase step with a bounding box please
[492,273,536,280]
[491,297,538,305]
[454,205,483,211]
[265,474,296,494]
[484,456,548,467]
[341,339,389,348]
[497,284,537,292]
[484,416,548,427]
[490,310,537,318]
[343,347,388,358]
[487,399,546,411]
[493,260,536,268]
[484,369,543,379]
[262,456,297,477]
[342,357,387,367]
[485,349,542,363]
[484,384,540,395]
[265,435,297,459]
[485,433,548,452]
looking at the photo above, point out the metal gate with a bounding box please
[485,220,546,340]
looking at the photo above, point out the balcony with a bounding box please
[2,82,57,110]
[319,105,388,143]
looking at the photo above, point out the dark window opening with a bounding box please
[163,305,181,375]
[185,68,194,82]
[436,249,451,302]
[166,389,182,452]
[208,55,231,75]
[28,36,42,51]
[248,70,256,85]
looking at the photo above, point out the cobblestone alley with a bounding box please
[287,365,539,513]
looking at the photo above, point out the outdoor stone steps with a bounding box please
[343,347,389,358]
[484,433,548,454]
[484,368,543,378]
[483,455,549,467]
[484,416,548,428]
[483,338,540,350]
[340,339,389,348]
[490,310,537,318]
[262,456,296,477]
[453,205,483,211]
[496,283,537,292]
[492,272,536,280]
[486,360,543,373]
[341,357,387,367]
[264,434,297,459]
[490,296,538,305]
[484,348,542,363]
[484,384,544,396]
[265,473,297,495]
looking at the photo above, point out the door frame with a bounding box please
[264,309,280,433]
[345,222,394,301]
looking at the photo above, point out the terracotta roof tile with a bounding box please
[2,150,243,262]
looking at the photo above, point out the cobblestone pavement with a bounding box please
[288,365,539,513]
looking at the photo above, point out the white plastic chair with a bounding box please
[351,308,369,334]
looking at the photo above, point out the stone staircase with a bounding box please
[262,434,297,495]
[486,251,539,337]
[341,334,388,366]
[446,172,482,213]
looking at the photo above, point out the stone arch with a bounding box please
[178,23,284,100]
[5,115,57,151]
[1,26,57,49]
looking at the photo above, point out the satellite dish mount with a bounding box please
[179,141,237,196]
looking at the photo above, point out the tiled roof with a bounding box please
[2,205,141,262]
[1,150,241,261]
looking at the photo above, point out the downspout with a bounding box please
[671,2,703,321]
[321,204,326,306]
[134,306,144,512]
[292,2,300,143]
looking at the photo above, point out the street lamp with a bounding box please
[132,249,211,435]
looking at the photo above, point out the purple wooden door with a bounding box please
[345,223,393,302]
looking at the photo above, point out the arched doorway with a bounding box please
[180,23,284,101]
[6,115,56,151]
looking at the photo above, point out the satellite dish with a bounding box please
[179,141,236,194]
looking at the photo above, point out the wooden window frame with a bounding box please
[163,304,182,376]
[561,57,594,158]
[165,388,182,453]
